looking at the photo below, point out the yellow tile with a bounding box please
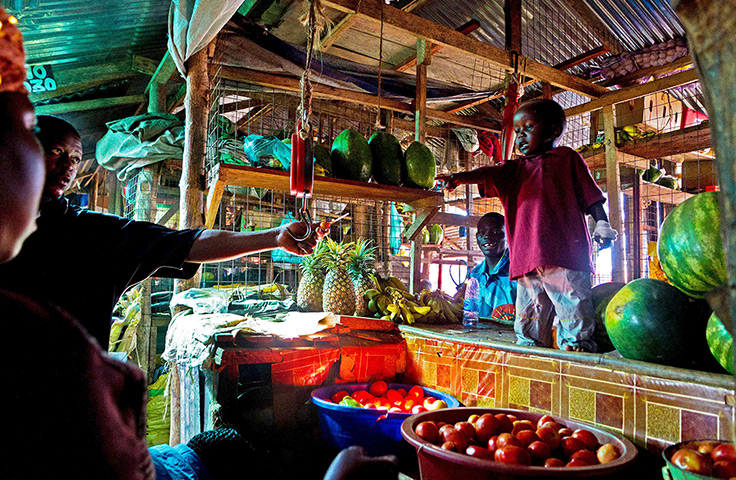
[647,403,680,443]
[569,387,595,423]
[462,368,479,395]
[424,360,437,386]
[477,396,496,408]
[509,376,530,406]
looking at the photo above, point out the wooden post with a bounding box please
[504,0,522,53]
[602,105,624,283]
[415,38,429,143]
[674,1,736,344]
[176,41,214,293]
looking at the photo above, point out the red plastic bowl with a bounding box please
[401,407,637,479]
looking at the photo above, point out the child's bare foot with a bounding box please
[565,345,587,352]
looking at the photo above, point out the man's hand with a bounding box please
[593,220,618,249]
[323,446,398,480]
[434,173,460,191]
[276,221,326,255]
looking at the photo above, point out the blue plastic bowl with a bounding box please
[310,382,461,456]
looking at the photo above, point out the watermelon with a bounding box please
[657,191,727,298]
[428,224,444,245]
[604,278,715,369]
[331,129,373,182]
[368,132,403,186]
[313,144,332,177]
[591,282,625,353]
[706,312,734,374]
[403,141,436,189]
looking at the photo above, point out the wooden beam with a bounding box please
[504,0,522,53]
[564,68,699,118]
[319,13,359,51]
[215,66,500,131]
[145,51,178,94]
[132,55,159,76]
[415,39,428,143]
[602,104,624,283]
[205,178,226,229]
[446,46,610,114]
[560,0,626,54]
[598,55,692,88]
[34,95,146,115]
[30,73,134,104]
[432,212,481,228]
[395,19,480,72]
[323,0,608,98]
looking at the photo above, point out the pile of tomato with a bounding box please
[413,412,621,468]
[324,381,449,414]
[670,441,736,478]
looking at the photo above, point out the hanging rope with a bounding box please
[374,0,384,130]
[298,0,330,140]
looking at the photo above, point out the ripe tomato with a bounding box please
[441,441,460,452]
[540,421,563,431]
[515,430,540,448]
[466,445,494,459]
[442,429,468,450]
[496,432,521,449]
[414,421,440,444]
[572,429,600,450]
[454,421,476,442]
[672,449,713,475]
[351,390,371,404]
[713,460,736,479]
[544,457,566,468]
[402,397,418,412]
[537,415,556,429]
[560,437,587,458]
[411,405,427,414]
[407,385,424,399]
[571,449,598,465]
[396,388,408,397]
[566,458,592,467]
[386,389,403,405]
[487,435,499,452]
[511,420,535,436]
[368,381,388,397]
[536,426,561,451]
[711,444,736,464]
[527,440,552,463]
[596,443,620,464]
[330,391,349,403]
[558,428,574,438]
[494,445,532,465]
[494,414,514,433]
[474,414,499,444]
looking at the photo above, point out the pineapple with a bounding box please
[347,238,377,317]
[296,241,327,311]
[322,237,356,316]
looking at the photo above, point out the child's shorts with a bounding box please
[514,266,597,351]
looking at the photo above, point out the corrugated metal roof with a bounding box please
[5,0,170,70]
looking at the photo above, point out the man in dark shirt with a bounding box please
[0,115,321,349]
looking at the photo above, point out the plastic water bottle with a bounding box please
[463,277,480,328]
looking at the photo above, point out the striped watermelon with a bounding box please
[657,192,727,298]
[591,282,626,353]
[605,278,714,368]
[706,313,734,374]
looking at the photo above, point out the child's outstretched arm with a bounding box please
[435,170,479,191]
[587,200,618,249]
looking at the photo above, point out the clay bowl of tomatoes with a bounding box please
[401,408,637,479]
[310,381,460,457]
[663,440,736,479]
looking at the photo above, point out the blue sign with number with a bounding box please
[24,64,57,94]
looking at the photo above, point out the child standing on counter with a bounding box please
[436,99,618,352]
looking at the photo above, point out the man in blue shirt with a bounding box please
[468,212,517,324]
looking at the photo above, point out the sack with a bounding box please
[146,371,170,447]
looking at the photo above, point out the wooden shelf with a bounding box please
[625,180,694,205]
[582,122,712,170]
[211,163,444,208]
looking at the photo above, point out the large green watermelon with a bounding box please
[591,282,625,353]
[368,132,402,186]
[605,278,715,369]
[706,312,734,374]
[313,144,332,177]
[331,129,373,182]
[657,191,727,298]
[403,141,436,189]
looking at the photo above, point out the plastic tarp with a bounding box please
[96,113,185,180]
[168,0,242,76]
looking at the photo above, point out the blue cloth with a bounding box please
[468,249,517,322]
[150,444,211,480]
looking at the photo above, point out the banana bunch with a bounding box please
[363,274,431,324]
[415,289,464,324]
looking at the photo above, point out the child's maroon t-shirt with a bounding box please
[476,146,605,280]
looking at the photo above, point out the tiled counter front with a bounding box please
[400,328,736,453]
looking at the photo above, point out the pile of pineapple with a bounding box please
[296,237,464,324]
[296,237,377,316]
